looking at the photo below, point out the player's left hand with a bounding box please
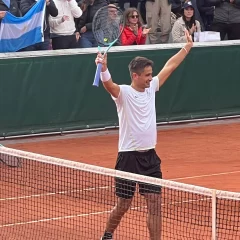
[184,29,193,51]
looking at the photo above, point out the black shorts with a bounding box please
[115,149,162,199]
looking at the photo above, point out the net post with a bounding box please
[212,189,217,240]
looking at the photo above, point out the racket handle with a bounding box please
[93,63,102,87]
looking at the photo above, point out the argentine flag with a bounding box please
[0,0,46,53]
[2,0,10,8]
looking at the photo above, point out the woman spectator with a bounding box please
[121,7,150,46]
[171,1,201,43]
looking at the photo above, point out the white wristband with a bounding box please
[100,69,111,82]
[182,47,188,54]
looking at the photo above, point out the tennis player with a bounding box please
[98,30,193,240]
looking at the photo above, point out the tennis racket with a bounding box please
[92,5,124,87]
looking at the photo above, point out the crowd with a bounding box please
[0,0,240,52]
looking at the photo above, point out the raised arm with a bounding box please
[47,0,58,17]
[95,53,120,98]
[158,30,193,88]
[68,0,82,18]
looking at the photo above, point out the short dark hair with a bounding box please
[128,57,154,76]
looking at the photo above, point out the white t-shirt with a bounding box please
[112,76,160,152]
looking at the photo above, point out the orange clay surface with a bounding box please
[1,121,240,239]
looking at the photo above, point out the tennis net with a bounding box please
[0,145,239,240]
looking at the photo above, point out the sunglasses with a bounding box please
[129,15,139,19]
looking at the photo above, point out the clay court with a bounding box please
[1,119,240,239]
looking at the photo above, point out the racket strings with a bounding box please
[92,6,124,46]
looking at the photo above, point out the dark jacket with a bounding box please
[0,0,21,23]
[213,1,240,23]
[146,0,174,3]
[197,0,215,15]
[235,0,240,7]
[20,0,58,40]
[75,0,108,32]
[0,0,21,15]
[196,0,214,29]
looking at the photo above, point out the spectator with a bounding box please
[121,7,150,45]
[171,1,201,43]
[20,0,58,51]
[90,3,121,46]
[118,0,138,11]
[145,0,172,44]
[0,0,21,24]
[75,0,108,48]
[196,0,215,30]
[210,0,240,40]
[49,0,82,50]
[139,0,146,24]
[104,4,122,46]
[171,0,182,18]
[186,0,204,29]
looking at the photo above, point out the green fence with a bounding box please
[1,42,240,137]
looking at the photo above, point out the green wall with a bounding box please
[1,44,240,137]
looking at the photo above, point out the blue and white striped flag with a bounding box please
[0,0,46,53]
[2,0,10,8]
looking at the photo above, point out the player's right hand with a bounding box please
[95,52,108,72]
[184,29,193,51]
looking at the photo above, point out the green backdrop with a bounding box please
[1,44,240,137]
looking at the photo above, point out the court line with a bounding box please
[0,186,111,201]
[170,170,240,181]
[0,197,211,228]
[1,170,239,202]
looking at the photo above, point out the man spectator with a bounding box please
[20,0,58,51]
[196,0,215,30]
[0,0,21,24]
[171,0,182,18]
[49,0,82,50]
[75,0,108,48]
[118,0,139,11]
[145,0,172,44]
[210,0,240,40]
[139,0,147,23]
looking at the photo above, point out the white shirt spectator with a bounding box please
[49,0,82,36]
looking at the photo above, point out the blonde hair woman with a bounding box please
[121,8,150,46]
